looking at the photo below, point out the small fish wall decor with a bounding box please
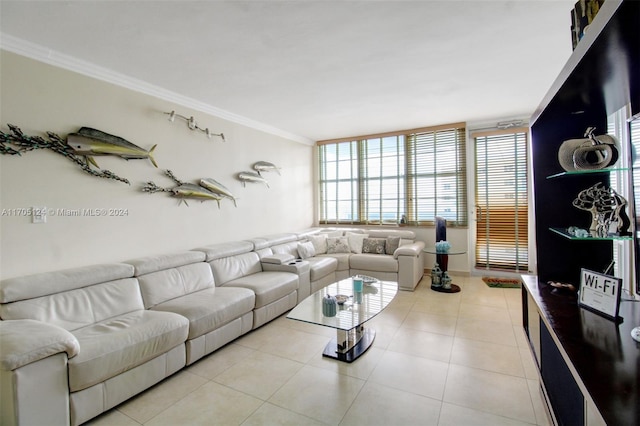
[143,170,239,208]
[253,161,281,175]
[238,171,269,188]
[0,124,132,184]
[199,178,238,207]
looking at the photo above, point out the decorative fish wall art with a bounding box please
[253,161,281,175]
[67,127,158,168]
[199,178,238,207]
[238,171,270,188]
[0,124,134,184]
[143,170,239,208]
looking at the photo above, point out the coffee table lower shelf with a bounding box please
[322,325,375,363]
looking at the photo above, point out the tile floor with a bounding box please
[88,275,552,426]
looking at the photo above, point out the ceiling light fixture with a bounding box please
[165,110,225,141]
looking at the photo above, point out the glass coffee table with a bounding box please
[287,277,397,363]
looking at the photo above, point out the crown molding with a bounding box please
[0,33,315,146]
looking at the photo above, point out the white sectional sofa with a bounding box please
[0,227,424,426]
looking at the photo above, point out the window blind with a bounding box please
[406,126,467,226]
[318,122,467,226]
[474,129,529,271]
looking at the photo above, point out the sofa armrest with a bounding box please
[393,241,426,259]
[0,319,79,371]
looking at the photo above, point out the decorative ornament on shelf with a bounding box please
[572,182,631,237]
[558,127,619,172]
[165,110,225,141]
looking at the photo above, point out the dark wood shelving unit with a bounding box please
[525,1,640,425]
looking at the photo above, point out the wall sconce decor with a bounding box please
[164,110,225,141]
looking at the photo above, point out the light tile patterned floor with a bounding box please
[88,275,552,426]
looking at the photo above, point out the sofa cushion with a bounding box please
[386,236,401,255]
[346,232,368,254]
[69,310,189,392]
[367,229,416,240]
[126,251,205,276]
[297,241,316,259]
[195,241,254,262]
[350,253,398,273]
[327,237,350,254]
[137,263,214,309]
[0,278,144,331]
[151,287,255,340]
[270,241,299,258]
[319,253,350,271]
[223,272,298,308]
[308,234,328,255]
[362,238,387,254]
[0,263,134,304]
[209,251,263,286]
[306,256,338,282]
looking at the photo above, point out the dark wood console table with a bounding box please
[522,275,640,426]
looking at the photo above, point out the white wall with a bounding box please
[0,51,314,279]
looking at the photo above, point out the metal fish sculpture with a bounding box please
[142,170,222,208]
[199,178,238,207]
[171,183,223,208]
[238,171,269,188]
[253,161,281,175]
[67,127,158,168]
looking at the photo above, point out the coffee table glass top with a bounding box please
[287,278,398,331]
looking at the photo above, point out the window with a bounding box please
[318,123,467,226]
[473,128,529,271]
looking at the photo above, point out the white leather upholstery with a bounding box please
[128,251,256,365]
[0,263,134,304]
[1,278,144,331]
[209,251,263,285]
[0,227,425,425]
[224,271,298,308]
[68,310,188,392]
[0,320,79,371]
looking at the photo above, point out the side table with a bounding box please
[423,248,466,293]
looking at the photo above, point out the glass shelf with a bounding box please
[549,227,633,241]
[546,167,628,179]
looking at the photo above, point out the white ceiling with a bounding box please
[0,0,576,143]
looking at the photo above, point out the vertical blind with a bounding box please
[474,129,529,271]
[318,123,467,226]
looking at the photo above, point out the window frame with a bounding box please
[317,122,467,227]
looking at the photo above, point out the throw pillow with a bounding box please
[308,234,328,254]
[362,238,387,254]
[326,237,350,254]
[386,236,401,255]
[346,232,369,254]
[297,241,316,259]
